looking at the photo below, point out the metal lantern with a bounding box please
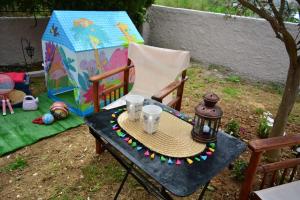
[192,92,223,143]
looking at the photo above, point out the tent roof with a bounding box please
[42,10,143,52]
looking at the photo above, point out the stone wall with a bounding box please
[143,5,298,83]
[0,17,49,66]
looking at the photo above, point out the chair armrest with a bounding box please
[152,76,188,102]
[89,65,133,82]
[249,134,300,153]
[257,158,300,173]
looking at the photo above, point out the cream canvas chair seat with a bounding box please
[89,43,190,154]
[103,43,190,110]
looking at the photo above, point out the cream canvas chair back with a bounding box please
[104,43,190,109]
[129,43,190,98]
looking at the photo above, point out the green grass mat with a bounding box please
[0,93,84,156]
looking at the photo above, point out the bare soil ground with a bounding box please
[0,63,299,200]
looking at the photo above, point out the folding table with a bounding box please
[85,100,246,199]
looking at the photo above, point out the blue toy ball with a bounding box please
[42,113,54,125]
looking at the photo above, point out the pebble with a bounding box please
[33,173,38,176]
[168,158,173,164]
[136,146,143,151]
[17,195,20,198]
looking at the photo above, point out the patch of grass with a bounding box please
[222,87,240,97]
[208,63,228,73]
[204,76,217,83]
[82,162,124,187]
[49,185,84,200]
[104,163,125,182]
[226,75,241,83]
[269,82,284,95]
[0,157,28,172]
[288,103,300,125]
[254,108,265,115]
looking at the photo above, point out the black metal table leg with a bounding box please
[198,181,210,200]
[114,169,130,200]
[160,187,173,200]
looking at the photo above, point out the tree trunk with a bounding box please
[267,61,300,160]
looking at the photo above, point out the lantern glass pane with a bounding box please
[202,119,210,134]
[194,115,200,133]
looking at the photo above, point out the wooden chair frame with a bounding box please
[239,134,300,200]
[89,58,188,154]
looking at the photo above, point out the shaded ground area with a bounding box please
[0,63,299,200]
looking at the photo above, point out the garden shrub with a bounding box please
[231,159,248,181]
[257,111,273,139]
[225,119,240,138]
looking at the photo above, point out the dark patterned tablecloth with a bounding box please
[85,99,246,197]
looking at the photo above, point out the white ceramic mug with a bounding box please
[142,105,162,134]
[125,95,144,121]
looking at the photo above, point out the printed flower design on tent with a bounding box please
[83,84,105,103]
[80,59,98,76]
[103,48,128,82]
[48,48,67,88]
[72,18,110,73]
[44,42,56,72]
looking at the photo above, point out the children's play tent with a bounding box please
[42,11,143,116]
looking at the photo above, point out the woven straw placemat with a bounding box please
[117,111,206,158]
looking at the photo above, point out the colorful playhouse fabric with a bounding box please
[42,11,144,116]
[110,107,216,166]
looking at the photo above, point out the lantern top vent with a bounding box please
[195,92,223,119]
[203,92,219,107]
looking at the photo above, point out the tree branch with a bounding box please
[268,0,284,27]
[238,0,298,62]
[279,0,285,16]
[239,0,284,41]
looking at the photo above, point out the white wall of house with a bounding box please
[143,5,299,83]
[0,17,49,66]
